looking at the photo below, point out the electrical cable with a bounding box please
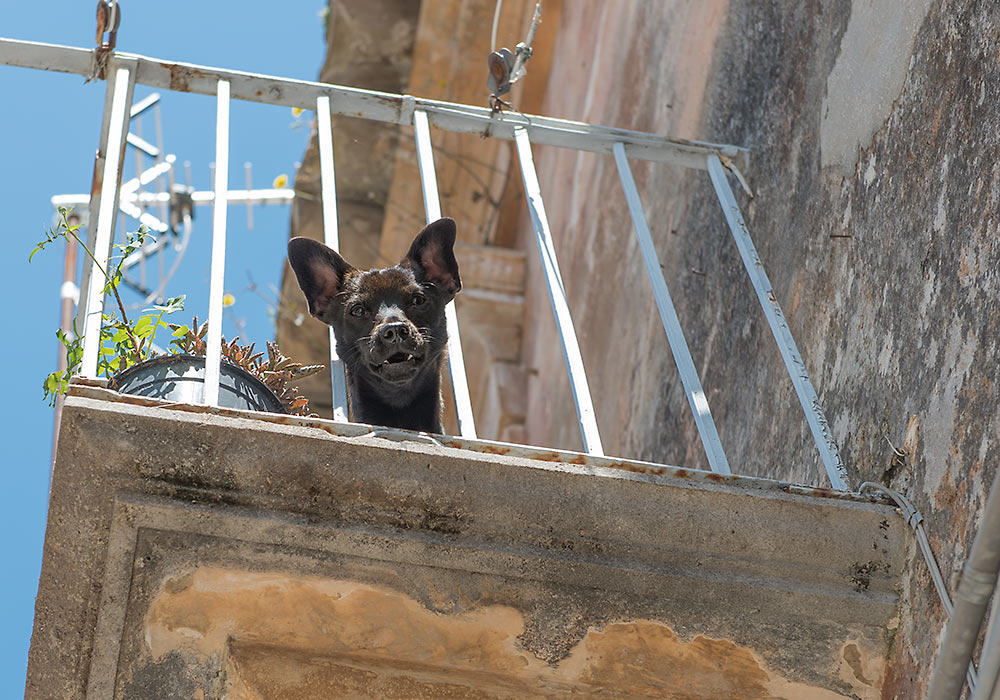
[490,0,503,52]
[858,482,979,692]
[143,212,193,306]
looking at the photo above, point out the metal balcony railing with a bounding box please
[1,36,849,491]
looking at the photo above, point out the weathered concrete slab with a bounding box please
[28,386,908,699]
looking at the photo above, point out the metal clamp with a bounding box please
[90,0,121,81]
[169,184,195,234]
[399,95,417,126]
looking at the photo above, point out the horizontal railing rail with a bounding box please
[3,37,848,489]
[0,38,749,171]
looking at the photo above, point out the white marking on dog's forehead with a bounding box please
[376,301,403,317]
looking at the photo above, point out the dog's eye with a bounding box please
[349,304,365,317]
[411,293,426,307]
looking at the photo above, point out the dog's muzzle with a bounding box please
[368,322,425,383]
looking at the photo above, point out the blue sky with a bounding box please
[0,2,326,693]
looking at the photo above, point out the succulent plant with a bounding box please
[168,316,324,416]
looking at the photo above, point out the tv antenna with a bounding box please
[51,92,295,309]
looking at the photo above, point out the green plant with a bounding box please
[34,207,323,415]
[34,207,185,405]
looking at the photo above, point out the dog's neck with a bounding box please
[347,358,444,433]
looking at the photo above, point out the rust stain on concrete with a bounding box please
[144,567,873,698]
[836,641,884,700]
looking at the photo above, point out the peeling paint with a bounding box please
[144,567,870,699]
[821,0,934,173]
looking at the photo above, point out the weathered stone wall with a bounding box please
[516,1,731,463]
[516,2,1000,697]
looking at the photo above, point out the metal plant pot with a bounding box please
[108,354,286,413]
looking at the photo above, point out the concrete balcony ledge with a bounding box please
[29,385,909,699]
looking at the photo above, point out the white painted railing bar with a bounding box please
[80,66,134,377]
[706,154,848,490]
[613,143,731,475]
[7,37,853,489]
[76,57,137,349]
[412,109,478,439]
[0,38,748,173]
[202,79,230,407]
[315,95,350,422]
[514,128,604,456]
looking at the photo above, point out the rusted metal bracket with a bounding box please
[91,0,121,81]
[487,1,542,112]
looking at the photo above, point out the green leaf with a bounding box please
[28,243,45,262]
[103,271,122,295]
[133,316,155,336]
[42,373,61,405]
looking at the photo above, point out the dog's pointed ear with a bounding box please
[404,217,461,299]
[287,237,354,320]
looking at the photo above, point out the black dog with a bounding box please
[287,218,461,433]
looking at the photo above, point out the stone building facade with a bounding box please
[278,2,999,697]
[25,1,998,698]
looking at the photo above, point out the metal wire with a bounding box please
[142,212,193,306]
[490,0,503,52]
[858,482,978,692]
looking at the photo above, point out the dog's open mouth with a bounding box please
[381,351,415,366]
[369,349,424,383]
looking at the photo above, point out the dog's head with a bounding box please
[287,218,461,388]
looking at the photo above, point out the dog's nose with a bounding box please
[378,322,410,343]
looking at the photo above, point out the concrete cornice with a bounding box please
[28,388,909,698]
